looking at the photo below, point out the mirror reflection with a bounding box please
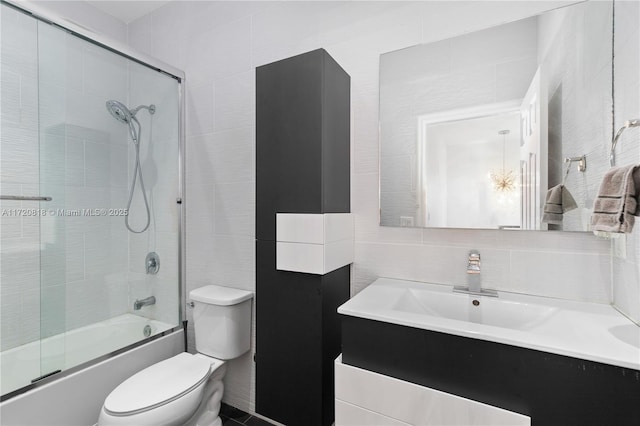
[379,1,613,231]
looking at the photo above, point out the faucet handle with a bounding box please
[146,252,160,275]
[467,250,480,274]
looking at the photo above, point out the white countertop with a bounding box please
[338,278,640,371]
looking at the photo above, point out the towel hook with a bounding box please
[563,155,586,184]
[610,119,640,167]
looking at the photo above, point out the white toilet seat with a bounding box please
[99,353,225,426]
[105,352,211,415]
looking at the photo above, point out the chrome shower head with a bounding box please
[106,100,156,125]
[106,100,133,124]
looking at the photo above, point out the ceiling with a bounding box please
[88,1,171,24]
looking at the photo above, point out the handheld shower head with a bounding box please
[106,100,133,124]
[105,99,157,234]
[106,100,156,124]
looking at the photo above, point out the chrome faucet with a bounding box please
[134,296,156,310]
[453,250,498,297]
[466,250,481,293]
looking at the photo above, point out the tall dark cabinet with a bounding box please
[255,49,351,426]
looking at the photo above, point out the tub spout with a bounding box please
[134,296,156,310]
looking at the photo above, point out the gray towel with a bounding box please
[542,184,577,224]
[591,165,640,233]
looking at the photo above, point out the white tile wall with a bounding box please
[127,1,619,416]
[125,53,181,327]
[612,1,640,324]
[31,0,128,44]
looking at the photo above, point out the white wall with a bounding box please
[127,0,617,415]
[126,62,182,327]
[30,0,127,44]
[612,0,640,324]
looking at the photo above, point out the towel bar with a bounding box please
[0,195,53,201]
[610,119,640,166]
[562,155,586,184]
[564,156,586,172]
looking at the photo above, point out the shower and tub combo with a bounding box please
[0,1,188,424]
[106,99,160,311]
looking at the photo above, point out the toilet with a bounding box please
[98,285,253,426]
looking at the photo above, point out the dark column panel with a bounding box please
[256,49,351,426]
[256,50,324,242]
[321,52,351,213]
[256,240,323,424]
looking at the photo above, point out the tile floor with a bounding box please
[221,403,275,426]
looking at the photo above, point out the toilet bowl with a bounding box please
[98,285,253,426]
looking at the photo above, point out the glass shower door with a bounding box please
[1,2,181,398]
[0,3,43,394]
[37,21,77,379]
[0,4,180,396]
[35,12,181,374]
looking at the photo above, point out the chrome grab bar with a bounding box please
[0,195,52,201]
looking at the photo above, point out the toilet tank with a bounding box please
[189,285,253,360]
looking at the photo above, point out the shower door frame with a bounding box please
[0,0,187,401]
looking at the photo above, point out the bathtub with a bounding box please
[0,313,184,425]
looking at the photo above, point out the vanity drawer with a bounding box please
[335,400,410,426]
[335,355,530,426]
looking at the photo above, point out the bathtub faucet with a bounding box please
[134,296,156,310]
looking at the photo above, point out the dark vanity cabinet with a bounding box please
[255,49,350,426]
[341,316,640,426]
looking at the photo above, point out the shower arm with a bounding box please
[130,104,156,116]
[127,105,154,143]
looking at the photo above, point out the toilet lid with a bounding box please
[104,353,211,415]
[190,285,253,306]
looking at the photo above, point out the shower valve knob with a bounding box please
[145,252,160,275]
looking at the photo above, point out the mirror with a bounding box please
[379,1,613,231]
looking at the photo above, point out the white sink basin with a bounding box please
[338,278,640,370]
[393,288,558,331]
